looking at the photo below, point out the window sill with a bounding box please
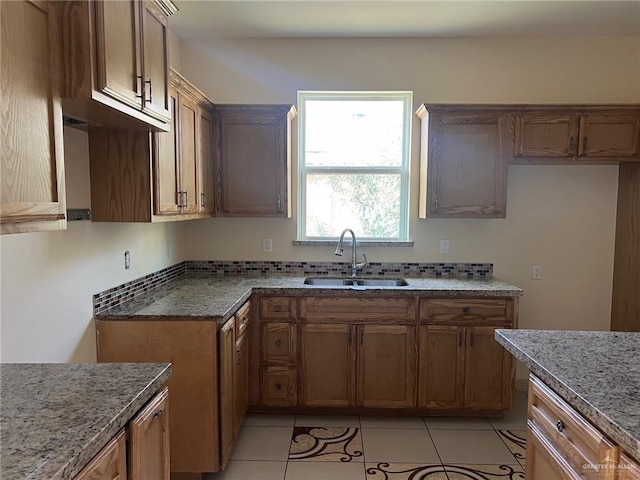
[293,240,414,247]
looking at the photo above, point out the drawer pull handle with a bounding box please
[274,305,282,312]
[275,339,282,347]
[463,307,470,314]
[154,409,163,420]
[275,382,282,391]
[556,420,565,432]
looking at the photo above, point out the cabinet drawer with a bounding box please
[261,323,297,365]
[260,297,297,321]
[261,367,297,407]
[235,301,251,340]
[74,429,127,480]
[300,297,416,323]
[528,375,619,480]
[420,299,509,324]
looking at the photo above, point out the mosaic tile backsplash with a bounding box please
[93,260,493,315]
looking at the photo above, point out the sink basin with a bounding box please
[303,277,408,287]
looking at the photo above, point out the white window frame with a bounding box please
[297,91,412,241]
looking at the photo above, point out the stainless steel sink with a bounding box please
[303,277,408,287]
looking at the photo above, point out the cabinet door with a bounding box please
[618,454,640,480]
[578,114,640,159]
[261,323,297,365]
[140,0,170,122]
[527,423,582,480]
[93,0,141,110]
[1,0,66,233]
[219,319,235,470]
[464,326,512,410]
[514,114,579,158]
[129,387,170,480]
[418,325,464,409]
[74,429,127,480]
[199,107,215,214]
[233,331,249,438]
[154,87,180,215]
[299,324,356,407]
[216,106,293,217]
[261,366,297,407]
[178,94,200,214]
[357,325,416,408]
[426,112,512,218]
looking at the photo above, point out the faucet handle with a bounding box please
[356,251,368,270]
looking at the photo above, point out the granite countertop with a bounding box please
[96,275,523,322]
[1,363,171,480]
[495,329,640,463]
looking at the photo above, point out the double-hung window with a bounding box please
[297,91,412,241]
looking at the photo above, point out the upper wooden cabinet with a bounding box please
[513,108,640,163]
[416,105,513,218]
[57,0,176,131]
[89,69,215,222]
[214,105,296,217]
[1,0,67,234]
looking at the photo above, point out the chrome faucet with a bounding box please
[334,228,367,277]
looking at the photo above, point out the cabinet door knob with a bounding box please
[201,192,206,207]
[275,382,282,391]
[136,75,144,99]
[274,339,282,347]
[145,79,152,104]
[556,420,565,432]
[463,307,470,314]
[154,409,163,419]
[274,305,282,312]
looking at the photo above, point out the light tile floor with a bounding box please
[210,392,528,480]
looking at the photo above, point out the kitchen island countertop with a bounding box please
[495,329,640,463]
[0,362,171,480]
[96,275,523,323]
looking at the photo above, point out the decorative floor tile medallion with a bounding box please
[289,426,364,462]
[444,464,525,479]
[365,462,449,479]
[496,430,527,466]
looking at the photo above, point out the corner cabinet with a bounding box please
[88,69,215,222]
[1,0,67,234]
[416,105,513,218]
[57,0,176,131]
[214,105,296,217]
[513,108,640,163]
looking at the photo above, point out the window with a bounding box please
[297,91,412,241]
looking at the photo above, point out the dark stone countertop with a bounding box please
[495,329,640,463]
[95,275,523,323]
[0,363,171,480]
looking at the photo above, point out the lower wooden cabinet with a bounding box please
[261,366,298,407]
[74,429,127,480]
[73,388,169,480]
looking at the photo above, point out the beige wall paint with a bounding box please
[179,36,638,379]
[0,129,183,363]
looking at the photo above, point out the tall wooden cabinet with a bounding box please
[57,0,175,131]
[214,105,296,217]
[1,0,67,234]
[89,69,215,222]
[416,105,513,218]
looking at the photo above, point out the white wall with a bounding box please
[177,36,639,381]
[0,128,184,362]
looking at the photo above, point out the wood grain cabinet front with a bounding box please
[73,429,127,480]
[88,69,215,222]
[214,105,296,217]
[1,0,67,234]
[416,105,512,218]
[513,109,640,163]
[57,0,175,130]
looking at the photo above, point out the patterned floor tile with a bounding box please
[365,463,448,479]
[496,430,527,467]
[289,426,364,462]
[444,464,525,479]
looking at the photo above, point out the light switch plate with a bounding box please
[262,239,273,253]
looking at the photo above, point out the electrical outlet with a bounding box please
[262,238,272,253]
[532,264,542,280]
[439,239,450,255]
[124,251,131,270]
[167,241,173,259]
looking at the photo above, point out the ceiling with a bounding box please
[169,0,640,40]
